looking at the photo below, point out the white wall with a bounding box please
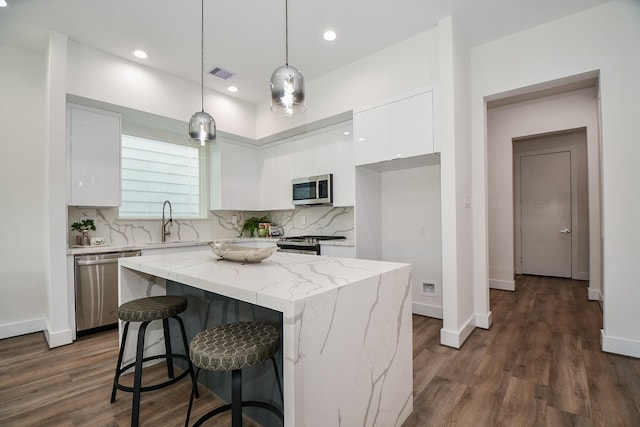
[438,16,477,348]
[255,29,440,139]
[471,0,640,357]
[487,88,599,292]
[66,41,257,140]
[0,44,48,338]
[381,164,442,317]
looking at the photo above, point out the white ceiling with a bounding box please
[0,0,611,105]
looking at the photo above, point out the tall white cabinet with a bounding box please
[67,104,122,207]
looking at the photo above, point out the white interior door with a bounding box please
[520,151,572,277]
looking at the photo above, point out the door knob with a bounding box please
[560,228,571,234]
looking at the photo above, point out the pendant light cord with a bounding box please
[200,0,205,112]
[285,0,289,67]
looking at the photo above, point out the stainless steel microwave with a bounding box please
[292,174,333,206]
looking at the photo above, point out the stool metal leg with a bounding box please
[111,320,130,403]
[163,318,175,379]
[185,367,202,427]
[131,321,150,427]
[174,315,199,398]
[231,369,242,427]
[270,356,284,403]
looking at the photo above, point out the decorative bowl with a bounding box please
[208,241,277,264]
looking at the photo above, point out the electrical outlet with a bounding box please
[422,281,436,295]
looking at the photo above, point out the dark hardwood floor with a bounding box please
[1,275,639,426]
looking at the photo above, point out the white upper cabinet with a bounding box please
[67,104,122,207]
[353,106,389,166]
[258,141,293,211]
[210,139,259,211]
[292,137,313,178]
[290,122,354,206]
[354,87,435,166]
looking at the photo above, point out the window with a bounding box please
[119,134,204,218]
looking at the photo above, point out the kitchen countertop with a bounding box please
[67,237,353,255]
[118,250,411,427]
[66,237,280,255]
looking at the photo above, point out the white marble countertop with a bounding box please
[67,237,353,255]
[67,237,280,255]
[119,249,400,308]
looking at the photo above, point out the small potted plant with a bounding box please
[71,219,96,246]
[241,215,270,238]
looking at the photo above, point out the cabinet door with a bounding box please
[389,91,434,158]
[68,106,121,206]
[353,105,389,166]
[221,142,258,210]
[258,142,294,210]
[293,137,313,179]
[314,124,354,206]
[275,142,294,209]
[258,145,279,210]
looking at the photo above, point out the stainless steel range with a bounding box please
[276,235,346,255]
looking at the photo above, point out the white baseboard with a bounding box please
[601,329,640,358]
[489,279,515,291]
[475,311,493,329]
[0,318,45,339]
[44,323,74,348]
[440,315,475,349]
[587,287,603,302]
[412,302,443,319]
[575,271,590,281]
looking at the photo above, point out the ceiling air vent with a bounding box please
[209,67,235,80]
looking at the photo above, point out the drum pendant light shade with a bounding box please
[189,111,216,146]
[270,0,306,115]
[270,65,305,115]
[189,0,216,145]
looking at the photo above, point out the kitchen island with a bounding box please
[118,250,412,427]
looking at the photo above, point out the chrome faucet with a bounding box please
[161,200,173,242]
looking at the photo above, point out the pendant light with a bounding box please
[270,0,306,115]
[189,0,216,145]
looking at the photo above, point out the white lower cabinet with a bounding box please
[67,104,122,207]
[210,139,258,210]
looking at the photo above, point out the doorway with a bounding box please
[513,129,590,281]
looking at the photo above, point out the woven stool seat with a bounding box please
[190,322,280,371]
[118,295,187,322]
[185,321,284,426]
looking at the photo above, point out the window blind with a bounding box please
[120,135,201,218]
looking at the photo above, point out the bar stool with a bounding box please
[111,295,198,427]
[185,321,284,427]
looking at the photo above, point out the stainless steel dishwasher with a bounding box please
[74,250,141,333]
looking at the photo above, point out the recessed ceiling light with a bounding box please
[343,131,350,135]
[227,86,238,93]
[133,50,148,59]
[0,1,7,7]
[323,30,337,42]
